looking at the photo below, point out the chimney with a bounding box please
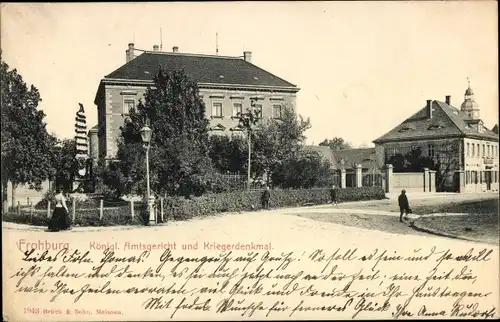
[153,45,159,52]
[172,46,179,53]
[126,43,135,63]
[243,51,252,63]
[445,95,451,105]
[426,99,433,119]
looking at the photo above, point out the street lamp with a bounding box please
[140,125,155,225]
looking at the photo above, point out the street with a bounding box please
[3,193,499,320]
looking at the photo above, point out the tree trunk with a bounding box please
[11,182,17,212]
[1,179,8,214]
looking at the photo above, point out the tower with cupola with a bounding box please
[460,78,480,120]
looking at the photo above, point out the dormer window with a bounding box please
[399,126,414,133]
[428,123,445,130]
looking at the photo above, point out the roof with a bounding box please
[492,124,499,134]
[304,145,337,165]
[103,51,297,89]
[373,100,499,143]
[304,146,381,169]
[88,124,98,134]
[331,148,378,169]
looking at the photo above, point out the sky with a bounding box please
[1,2,498,147]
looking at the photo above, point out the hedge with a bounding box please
[4,186,385,227]
[35,192,129,210]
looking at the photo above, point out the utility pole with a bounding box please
[240,98,258,191]
[247,126,251,191]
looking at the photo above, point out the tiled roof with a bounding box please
[304,145,337,165]
[332,148,378,169]
[104,52,297,89]
[304,146,381,170]
[373,100,499,143]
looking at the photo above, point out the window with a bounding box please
[123,97,135,115]
[466,143,470,157]
[427,144,435,158]
[482,144,485,157]
[212,102,223,118]
[232,103,243,117]
[272,104,282,119]
[476,143,480,157]
[472,144,475,157]
[466,171,470,184]
[487,145,491,158]
[253,104,263,118]
[474,171,478,184]
[480,171,483,184]
[410,145,418,152]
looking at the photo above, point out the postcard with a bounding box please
[2,2,499,321]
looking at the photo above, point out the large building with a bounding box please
[373,83,499,192]
[91,43,299,161]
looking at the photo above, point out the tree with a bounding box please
[386,142,460,192]
[49,138,77,192]
[1,57,54,212]
[208,135,247,174]
[251,106,311,184]
[117,67,214,197]
[319,137,353,150]
[271,150,335,189]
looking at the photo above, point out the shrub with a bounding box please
[5,186,385,227]
[163,186,385,221]
[35,191,128,210]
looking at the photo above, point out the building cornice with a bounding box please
[373,133,499,144]
[100,78,300,93]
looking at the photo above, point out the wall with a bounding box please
[6,180,51,208]
[88,130,99,160]
[201,87,297,136]
[379,137,461,191]
[99,83,297,159]
[392,172,426,193]
[463,137,499,193]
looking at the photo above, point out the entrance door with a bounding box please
[486,171,492,190]
[453,172,460,192]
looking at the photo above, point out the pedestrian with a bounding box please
[398,189,410,222]
[330,185,338,206]
[48,187,72,232]
[261,186,270,210]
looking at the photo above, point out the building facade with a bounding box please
[91,43,299,161]
[373,84,499,193]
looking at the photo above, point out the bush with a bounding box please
[5,187,385,227]
[35,191,128,210]
[163,186,385,221]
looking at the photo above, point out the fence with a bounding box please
[362,168,385,188]
[219,173,266,191]
[346,172,356,188]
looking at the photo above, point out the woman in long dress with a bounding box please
[48,188,71,232]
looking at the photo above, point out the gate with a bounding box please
[362,167,385,188]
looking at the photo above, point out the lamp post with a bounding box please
[140,124,154,225]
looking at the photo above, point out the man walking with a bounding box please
[330,185,338,206]
[398,189,410,222]
[261,186,270,210]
